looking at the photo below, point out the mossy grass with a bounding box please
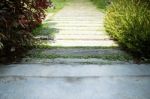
[91,0,109,12]
[46,0,69,13]
[25,49,133,61]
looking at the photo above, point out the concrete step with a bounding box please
[55,34,111,40]
[55,13,102,16]
[49,39,117,47]
[0,76,150,99]
[45,20,104,24]
[52,17,104,20]
[45,23,104,27]
[0,64,149,77]
[53,16,104,19]
[52,19,104,21]
[50,26,105,31]
[54,30,107,35]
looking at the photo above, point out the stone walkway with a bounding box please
[44,0,117,47]
[0,0,150,99]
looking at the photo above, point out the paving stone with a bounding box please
[49,40,117,47]
[0,77,150,99]
[0,64,150,77]
[54,30,107,35]
[55,34,111,40]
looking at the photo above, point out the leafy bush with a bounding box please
[0,0,51,55]
[105,0,150,58]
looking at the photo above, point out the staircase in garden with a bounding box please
[0,0,150,99]
[44,0,117,47]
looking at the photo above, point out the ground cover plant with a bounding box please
[105,0,150,58]
[91,0,109,12]
[32,0,68,45]
[46,0,67,13]
[0,0,51,62]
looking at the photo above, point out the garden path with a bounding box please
[44,0,117,47]
[0,0,150,99]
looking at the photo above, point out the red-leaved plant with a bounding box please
[0,0,51,56]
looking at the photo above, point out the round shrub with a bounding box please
[105,0,150,58]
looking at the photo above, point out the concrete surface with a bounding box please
[44,0,117,47]
[0,63,150,99]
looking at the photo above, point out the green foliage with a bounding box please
[91,0,109,11]
[0,0,51,56]
[46,0,67,13]
[105,0,150,58]
[32,23,57,42]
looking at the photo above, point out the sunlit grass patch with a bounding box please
[91,0,109,12]
[46,0,68,13]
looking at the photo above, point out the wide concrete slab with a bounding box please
[49,40,117,47]
[50,26,105,31]
[55,34,110,40]
[0,63,150,99]
[44,20,104,24]
[0,64,150,77]
[0,77,150,99]
[55,30,107,35]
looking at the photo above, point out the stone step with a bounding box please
[54,30,107,35]
[55,34,111,40]
[0,76,150,99]
[44,20,104,24]
[49,40,117,47]
[52,17,104,20]
[55,13,102,15]
[0,64,149,77]
[50,26,105,31]
[52,19,103,21]
[53,16,104,18]
[44,23,104,27]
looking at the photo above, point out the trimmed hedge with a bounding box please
[105,0,150,58]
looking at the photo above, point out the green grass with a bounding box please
[32,23,57,37]
[91,0,109,12]
[32,0,68,41]
[25,48,133,61]
[46,0,68,13]
[32,44,119,49]
[26,53,132,61]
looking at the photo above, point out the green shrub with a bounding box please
[105,0,150,58]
